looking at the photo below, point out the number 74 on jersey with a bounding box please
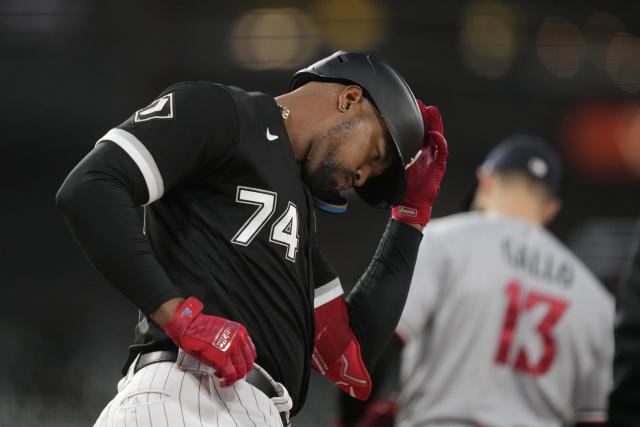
[230,186,300,263]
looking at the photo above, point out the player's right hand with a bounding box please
[391,100,448,227]
[162,296,257,387]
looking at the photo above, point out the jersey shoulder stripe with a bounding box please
[314,278,343,308]
[96,128,164,205]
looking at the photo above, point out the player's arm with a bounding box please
[336,220,450,427]
[56,141,179,313]
[57,82,235,312]
[336,333,403,427]
[311,102,448,400]
[573,362,611,427]
[573,371,611,427]
[573,300,615,427]
[56,83,255,385]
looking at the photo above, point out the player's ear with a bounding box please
[541,197,561,226]
[337,85,364,112]
[475,168,494,195]
[472,169,495,211]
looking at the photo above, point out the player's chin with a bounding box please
[303,171,334,195]
[331,173,353,192]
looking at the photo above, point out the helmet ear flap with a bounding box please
[354,158,406,208]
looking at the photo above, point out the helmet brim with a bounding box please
[354,153,406,208]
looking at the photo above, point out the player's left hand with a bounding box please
[392,100,448,227]
[162,297,257,387]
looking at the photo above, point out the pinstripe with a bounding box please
[131,363,150,395]
[212,376,220,427]
[147,363,161,426]
[194,361,205,427]
[110,398,117,427]
[163,362,188,427]
[162,362,173,389]
[122,362,147,427]
[98,353,293,427]
[120,396,127,427]
[249,385,268,425]
[213,380,239,427]
[161,363,172,427]
[161,402,168,427]
[198,372,204,427]
[234,383,257,427]
[178,368,187,427]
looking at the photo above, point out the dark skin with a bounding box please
[151,81,422,326]
[277,81,393,191]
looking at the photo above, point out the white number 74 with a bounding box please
[231,186,299,262]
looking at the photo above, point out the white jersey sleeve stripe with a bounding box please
[96,128,165,205]
[314,278,343,308]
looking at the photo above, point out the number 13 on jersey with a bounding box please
[231,186,299,262]
[495,280,568,376]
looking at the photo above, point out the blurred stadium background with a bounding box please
[1,0,639,425]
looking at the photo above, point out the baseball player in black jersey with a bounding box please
[56,51,448,426]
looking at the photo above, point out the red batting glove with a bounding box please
[392,100,448,227]
[162,297,257,387]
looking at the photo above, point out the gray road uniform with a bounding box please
[396,212,614,427]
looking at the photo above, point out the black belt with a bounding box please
[134,350,179,374]
[134,350,279,399]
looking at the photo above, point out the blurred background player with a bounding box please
[338,134,614,427]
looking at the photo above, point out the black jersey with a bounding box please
[99,81,336,413]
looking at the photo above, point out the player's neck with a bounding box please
[484,196,546,226]
[275,91,315,162]
[275,82,344,163]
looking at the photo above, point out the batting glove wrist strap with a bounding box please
[162,297,204,338]
[392,101,448,227]
[162,296,257,387]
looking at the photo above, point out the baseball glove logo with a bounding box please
[180,306,193,319]
[396,206,418,217]
[213,321,240,351]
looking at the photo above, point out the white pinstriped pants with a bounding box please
[94,350,291,427]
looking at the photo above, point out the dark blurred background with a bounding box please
[1,0,639,425]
